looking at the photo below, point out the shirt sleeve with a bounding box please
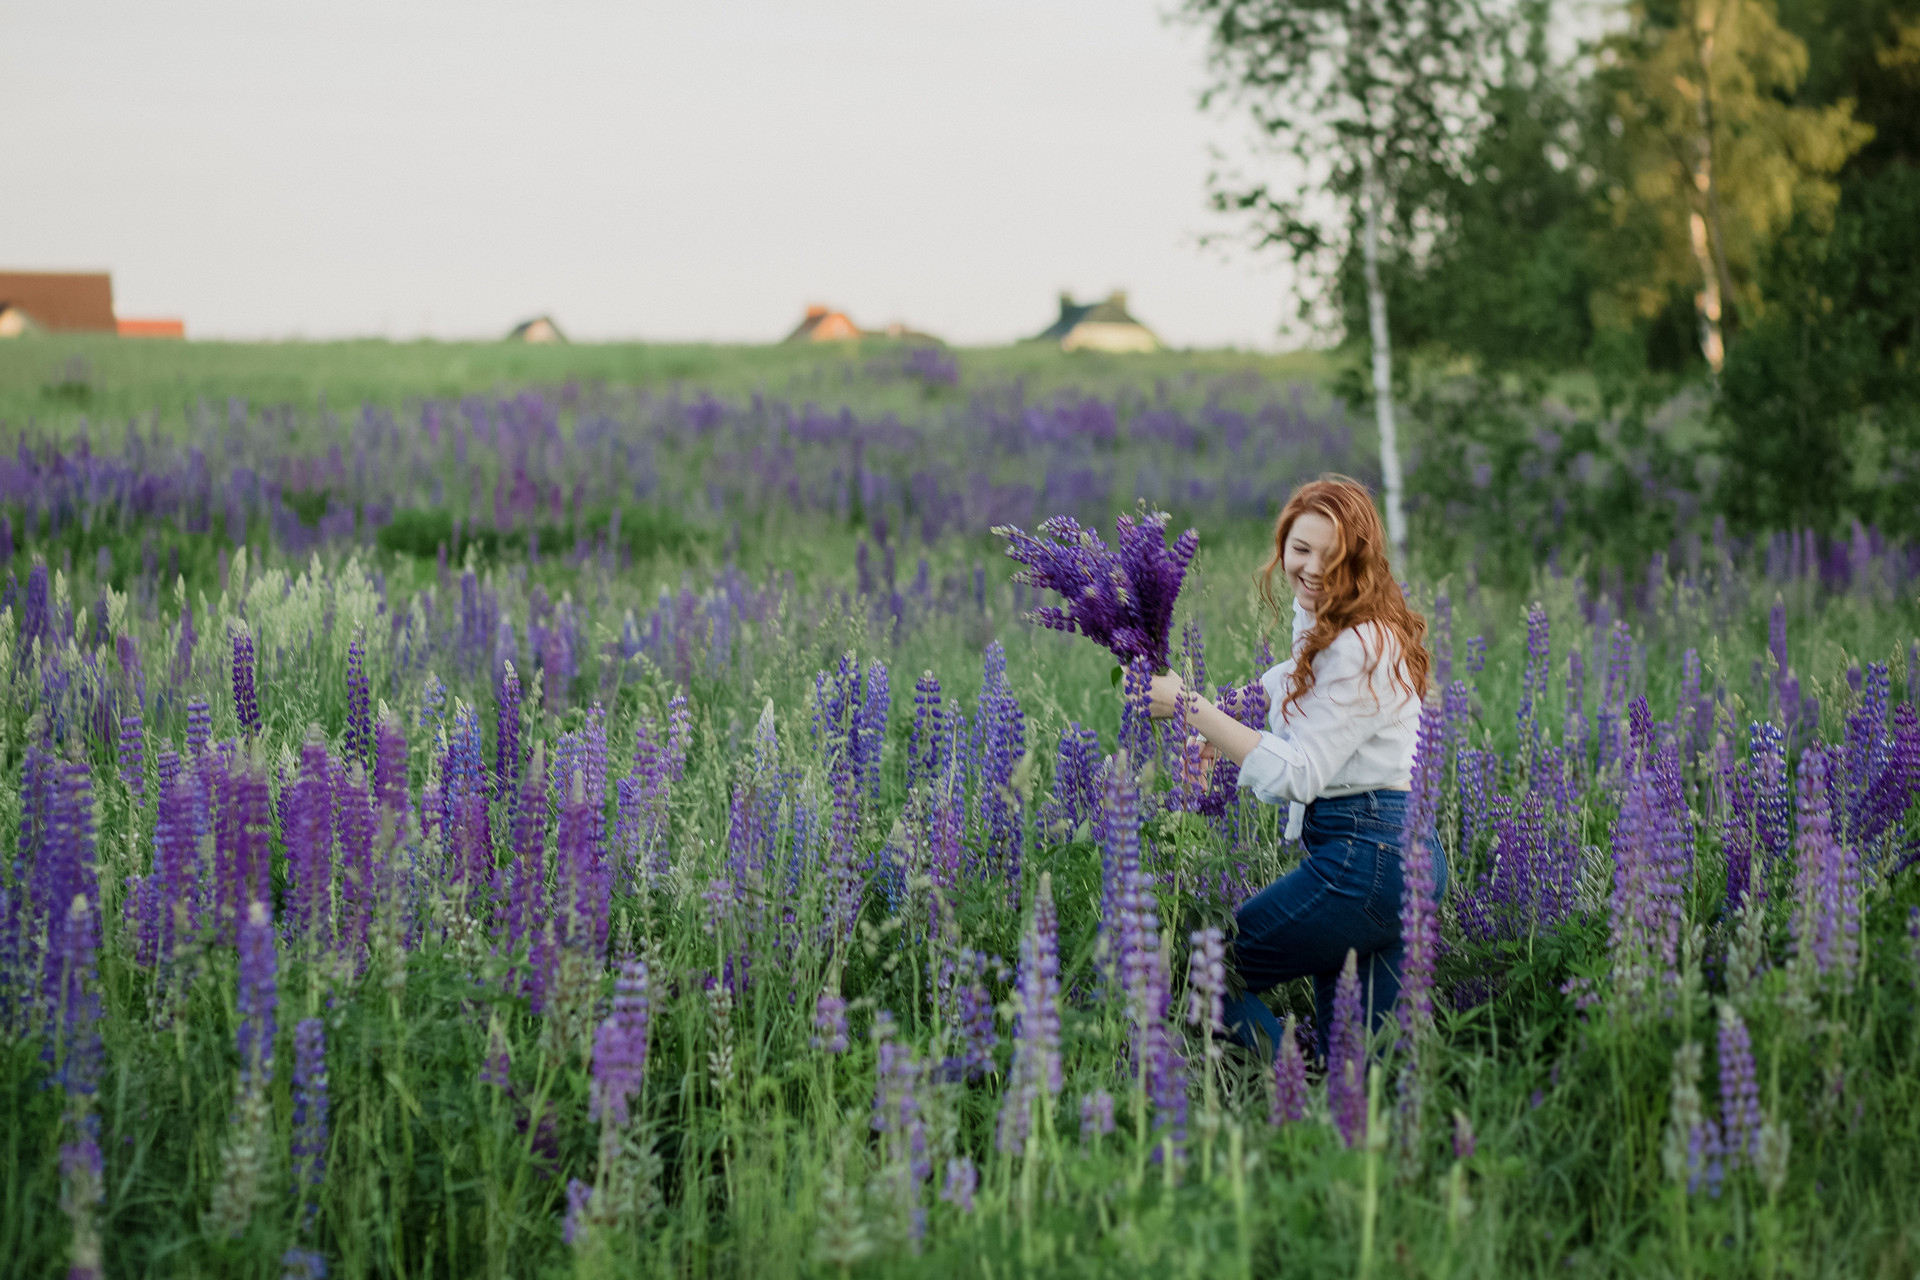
[1235,625,1394,807]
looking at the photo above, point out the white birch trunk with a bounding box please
[1688,9,1728,373]
[1360,152,1408,563]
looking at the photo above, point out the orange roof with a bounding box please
[784,304,865,343]
[0,272,116,332]
[118,317,185,339]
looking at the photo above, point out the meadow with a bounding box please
[1,335,1917,1279]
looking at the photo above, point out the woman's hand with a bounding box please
[1146,672,1188,720]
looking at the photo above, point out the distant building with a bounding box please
[0,272,117,333]
[1030,290,1161,353]
[507,315,567,343]
[785,304,864,343]
[117,317,186,339]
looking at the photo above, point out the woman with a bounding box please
[1147,475,1443,1061]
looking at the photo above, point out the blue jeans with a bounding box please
[1220,789,1448,1063]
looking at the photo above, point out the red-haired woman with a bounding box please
[1147,475,1444,1061]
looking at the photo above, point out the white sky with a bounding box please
[3,0,1306,347]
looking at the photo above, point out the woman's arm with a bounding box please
[1146,673,1263,766]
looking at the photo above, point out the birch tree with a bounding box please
[1189,0,1493,561]
[1595,0,1871,373]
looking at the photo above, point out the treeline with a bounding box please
[1195,0,1920,574]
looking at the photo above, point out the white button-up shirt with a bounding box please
[1236,602,1419,838]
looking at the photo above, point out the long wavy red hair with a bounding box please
[1258,475,1429,721]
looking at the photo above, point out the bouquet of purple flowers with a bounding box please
[994,506,1199,673]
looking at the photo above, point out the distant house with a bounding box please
[507,315,567,343]
[785,304,864,343]
[0,272,117,333]
[1030,290,1161,353]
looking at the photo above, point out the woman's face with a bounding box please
[1283,510,1338,614]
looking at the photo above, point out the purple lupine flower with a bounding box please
[286,739,336,955]
[589,958,652,1129]
[281,1247,328,1280]
[231,629,259,738]
[553,765,607,971]
[291,1017,328,1230]
[1097,757,1144,985]
[147,761,200,971]
[1180,616,1208,699]
[1715,1002,1760,1170]
[906,670,948,793]
[213,754,272,944]
[1465,635,1488,677]
[1791,746,1859,985]
[1751,721,1791,869]
[1328,949,1367,1148]
[1431,592,1453,687]
[19,562,49,653]
[664,693,691,783]
[495,660,521,815]
[939,1157,978,1213]
[36,760,100,1039]
[562,1179,593,1246]
[1397,703,1446,1045]
[1270,1013,1309,1126]
[1768,595,1790,705]
[1040,723,1100,837]
[1186,926,1227,1033]
[973,641,1024,882]
[997,872,1062,1155]
[1721,755,1760,914]
[118,710,145,796]
[811,989,849,1053]
[1516,604,1550,753]
[236,900,277,1083]
[53,892,102,1097]
[1126,657,1163,774]
[1609,761,1686,997]
[508,744,551,1004]
[994,507,1196,672]
[1080,1089,1116,1141]
[441,703,494,901]
[855,659,890,808]
[344,634,371,770]
[1118,862,1186,1162]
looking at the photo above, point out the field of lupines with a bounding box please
[3,350,1920,1278]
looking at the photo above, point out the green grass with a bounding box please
[0,335,1341,438]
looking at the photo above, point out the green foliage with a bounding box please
[1402,372,1709,585]
[1715,162,1920,534]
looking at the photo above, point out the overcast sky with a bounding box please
[4,0,1314,347]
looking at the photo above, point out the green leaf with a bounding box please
[1110,664,1124,687]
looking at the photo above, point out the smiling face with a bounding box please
[1282,509,1338,614]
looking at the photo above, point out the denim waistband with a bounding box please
[1306,788,1410,820]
